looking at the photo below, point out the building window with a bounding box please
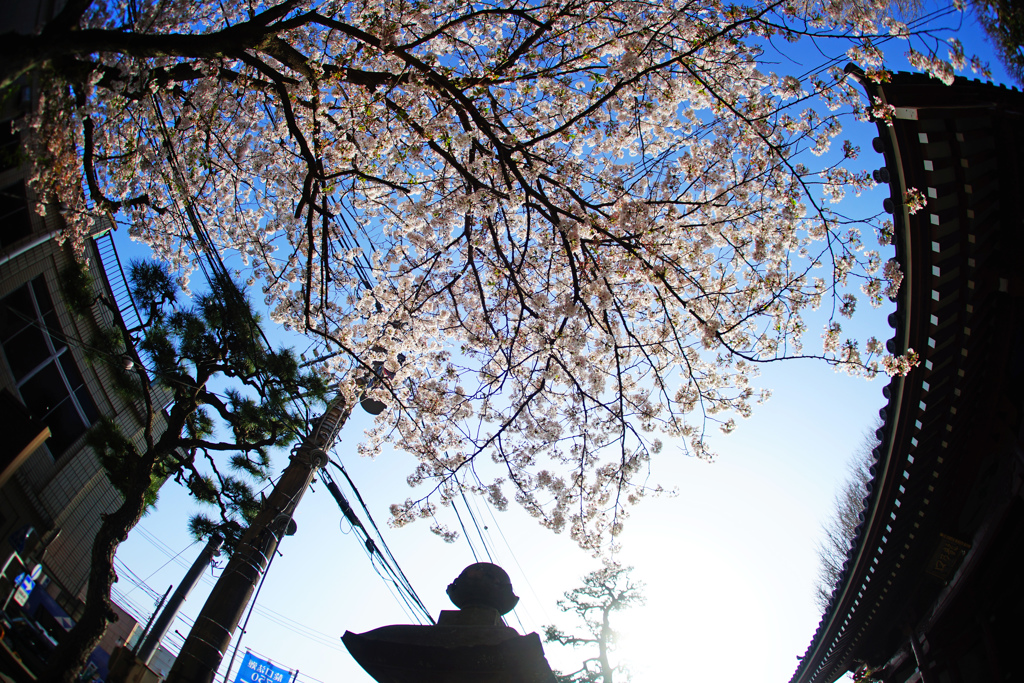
[0,277,99,457]
[1,181,32,249]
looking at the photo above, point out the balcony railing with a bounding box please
[92,230,143,334]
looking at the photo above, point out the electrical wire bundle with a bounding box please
[321,459,433,625]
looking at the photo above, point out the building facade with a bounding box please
[1,92,171,627]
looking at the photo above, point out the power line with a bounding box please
[468,476,553,629]
[450,501,480,563]
[113,557,163,601]
[459,490,496,564]
[138,540,200,587]
[247,604,343,648]
[452,489,530,634]
[116,542,350,655]
[323,458,434,625]
[148,91,319,424]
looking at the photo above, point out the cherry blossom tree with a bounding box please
[2,0,977,549]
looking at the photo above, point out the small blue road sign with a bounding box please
[13,572,35,606]
[234,651,293,683]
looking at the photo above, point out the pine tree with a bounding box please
[42,261,326,683]
[544,562,645,683]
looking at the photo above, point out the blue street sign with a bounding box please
[14,573,34,591]
[234,652,293,683]
[13,572,35,606]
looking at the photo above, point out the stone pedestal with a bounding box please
[342,564,556,683]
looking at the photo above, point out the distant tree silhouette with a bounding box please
[813,421,880,612]
[544,562,644,683]
[973,0,1024,85]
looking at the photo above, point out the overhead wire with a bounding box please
[216,103,443,629]
[449,502,480,563]
[112,555,352,660]
[132,549,360,654]
[337,479,430,621]
[323,458,433,624]
[134,540,197,589]
[249,185,541,638]
[347,370,540,633]
[81,92,363,667]
[245,603,349,651]
[133,527,185,560]
[110,586,152,619]
[470,476,553,629]
[147,92,319,422]
[364,544,428,625]
[113,557,163,601]
[284,147,448,628]
[462,490,504,567]
[459,489,496,564]
[110,585,162,641]
[451,489,530,634]
[129,79,446,668]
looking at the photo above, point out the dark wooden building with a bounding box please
[789,69,1024,683]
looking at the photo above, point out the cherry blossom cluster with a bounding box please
[903,187,928,215]
[17,0,978,549]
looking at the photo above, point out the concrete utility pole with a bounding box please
[137,534,223,664]
[132,584,171,656]
[165,398,350,683]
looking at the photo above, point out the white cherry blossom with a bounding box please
[5,0,970,549]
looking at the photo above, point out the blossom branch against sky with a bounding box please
[8,0,979,548]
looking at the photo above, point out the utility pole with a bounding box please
[165,397,350,683]
[132,585,171,656]
[137,534,223,663]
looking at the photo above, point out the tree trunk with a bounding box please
[38,368,196,682]
[599,610,613,683]
[38,476,152,683]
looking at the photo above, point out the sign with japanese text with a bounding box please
[13,572,34,606]
[234,652,293,683]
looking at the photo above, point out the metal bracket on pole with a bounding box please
[294,446,329,470]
